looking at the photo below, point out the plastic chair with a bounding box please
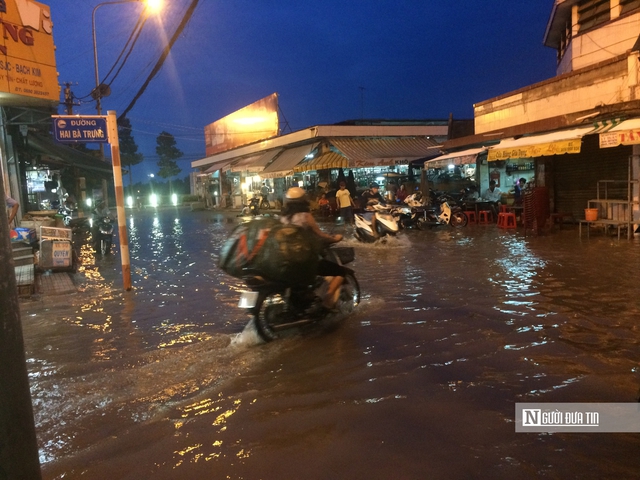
[478,210,493,224]
[497,212,517,229]
[465,210,477,224]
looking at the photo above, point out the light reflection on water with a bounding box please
[19,210,640,478]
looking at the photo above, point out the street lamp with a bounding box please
[91,0,163,115]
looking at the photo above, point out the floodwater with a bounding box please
[19,207,640,479]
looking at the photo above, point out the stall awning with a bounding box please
[230,149,283,173]
[27,133,113,176]
[293,151,348,172]
[487,126,593,161]
[424,147,487,169]
[329,137,440,167]
[260,143,319,178]
[204,157,234,174]
[599,118,640,148]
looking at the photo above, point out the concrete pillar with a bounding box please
[0,176,42,479]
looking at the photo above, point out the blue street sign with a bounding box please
[52,115,108,143]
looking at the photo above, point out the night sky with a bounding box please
[52,0,557,181]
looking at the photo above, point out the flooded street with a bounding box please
[19,207,640,479]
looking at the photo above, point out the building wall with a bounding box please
[566,10,640,74]
[474,52,639,134]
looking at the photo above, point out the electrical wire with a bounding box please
[118,0,201,122]
[101,14,148,87]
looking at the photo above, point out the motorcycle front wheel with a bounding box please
[450,211,468,227]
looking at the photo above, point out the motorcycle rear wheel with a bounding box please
[450,211,468,227]
[254,294,289,342]
[260,200,271,210]
[335,273,361,314]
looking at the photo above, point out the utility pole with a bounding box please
[0,176,42,479]
[63,82,74,114]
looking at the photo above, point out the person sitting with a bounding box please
[462,185,479,203]
[317,192,331,216]
[481,180,502,220]
[361,182,386,209]
[280,187,345,310]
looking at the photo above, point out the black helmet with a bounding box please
[369,182,379,189]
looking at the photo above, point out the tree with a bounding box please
[118,116,144,197]
[155,130,182,193]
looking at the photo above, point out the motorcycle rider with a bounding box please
[360,182,387,236]
[91,200,111,249]
[280,187,345,310]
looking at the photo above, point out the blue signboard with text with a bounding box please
[52,115,109,143]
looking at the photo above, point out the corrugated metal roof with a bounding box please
[261,143,319,178]
[293,151,348,172]
[329,137,439,166]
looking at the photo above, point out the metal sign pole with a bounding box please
[106,110,132,290]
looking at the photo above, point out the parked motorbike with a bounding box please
[354,203,400,242]
[390,204,424,230]
[414,191,468,228]
[236,246,361,342]
[58,203,90,231]
[92,212,114,254]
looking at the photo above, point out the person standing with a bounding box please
[513,178,527,205]
[5,194,19,225]
[335,181,355,225]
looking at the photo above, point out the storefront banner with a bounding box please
[348,157,417,168]
[0,0,59,103]
[488,139,582,161]
[599,129,640,148]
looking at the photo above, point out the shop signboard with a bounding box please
[52,115,109,143]
[204,93,279,156]
[0,0,59,103]
[487,139,582,161]
[599,129,640,148]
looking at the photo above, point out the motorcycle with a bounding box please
[236,246,361,342]
[92,212,114,254]
[240,195,261,216]
[389,203,424,230]
[58,203,90,231]
[414,191,468,228]
[354,203,400,242]
[260,192,271,210]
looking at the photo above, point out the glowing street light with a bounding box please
[91,0,163,115]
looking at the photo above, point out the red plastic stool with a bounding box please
[497,212,517,229]
[499,204,509,213]
[465,210,477,224]
[478,210,492,224]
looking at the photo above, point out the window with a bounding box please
[620,0,640,15]
[578,0,610,32]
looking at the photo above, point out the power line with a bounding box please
[118,0,201,121]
